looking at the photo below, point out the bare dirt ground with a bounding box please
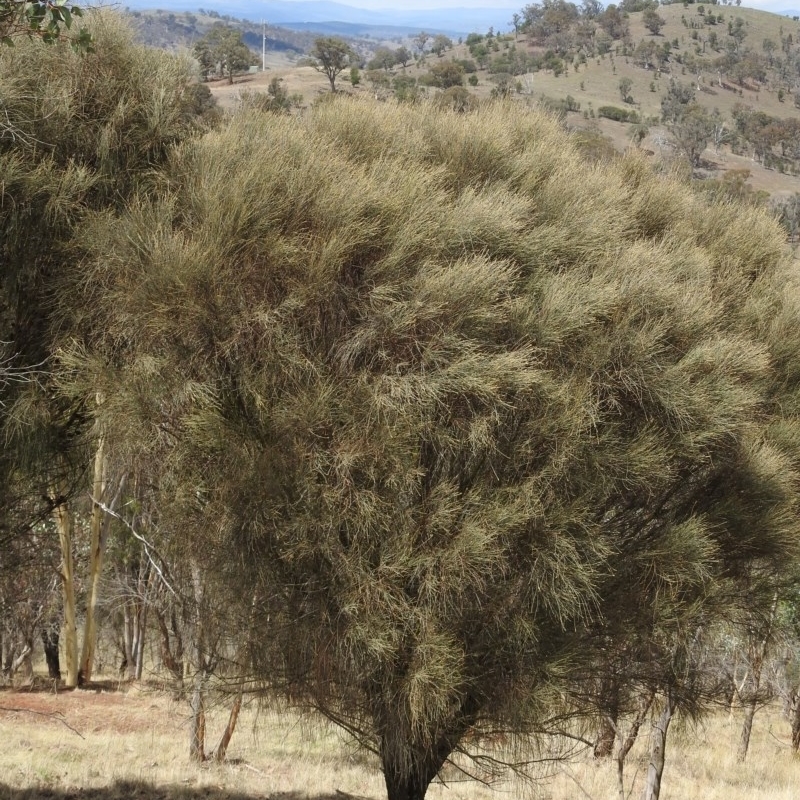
[206,63,334,111]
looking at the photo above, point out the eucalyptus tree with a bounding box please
[309,36,354,91]
[75,99,800,799]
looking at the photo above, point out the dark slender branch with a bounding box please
[0,706,85,738]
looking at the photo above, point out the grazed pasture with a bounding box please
[2,682,799,800]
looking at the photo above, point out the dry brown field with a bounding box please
[3,679,800,800]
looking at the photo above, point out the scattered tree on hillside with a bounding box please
[426,60,464,88]
[369,46,396,71]
[511,11,522,37]
[413,30,429,56]
[672,102,717,165]
[430,33,452,57]
[194,25,255,84]
[309,35,354,91]
[729,15,746,51]
[643,6,666,35]
[394,45,411,67]
[598,3,629,39]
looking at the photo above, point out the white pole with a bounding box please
[262,19,266,71]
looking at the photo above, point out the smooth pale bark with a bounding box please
[133,566,153,681]
[121,558,151,680]
[189,558,208,762]
[79,433,123,683]
[10,643,32,679]
[189,671,207,762]
[641,692,675,800]
[52,493,79,687]
[737,595,777,762]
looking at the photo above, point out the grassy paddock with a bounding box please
[2,682,800,800]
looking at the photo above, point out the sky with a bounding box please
[744,0,800,10]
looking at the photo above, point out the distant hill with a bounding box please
[122,0,517,37]
[279,20,458,39]
[126,9,318,56]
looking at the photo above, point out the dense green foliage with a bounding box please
[0,0,91,49]
[193,24,256,84]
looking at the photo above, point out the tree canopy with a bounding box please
[193,24,255,84]
[309,36,354,91]
[70,97,800,800]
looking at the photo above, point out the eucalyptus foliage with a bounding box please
[73,99,800,800]
[0,0,91,49]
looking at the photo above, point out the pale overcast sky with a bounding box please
[744,0,800,10]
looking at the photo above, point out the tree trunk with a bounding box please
[737,594,777,763]
[156,607,184,689]
[791,692,800,752]
[189,670,207,763]
[41,624,61,680]
[738,701,757,763]
[377,696,476,800]
[10,643,32,679]
[80,437,125,684]
[382,748,448,800]
[80,435,105,684]
[134,598,148,681]
[123,599,135,680]
[617,689,655,800]
[52,493,79,688]
[641,691,675,800]
[213,688,243,763]
[188,558,208,763]
[133,563,152,681]
[595,713,617,759]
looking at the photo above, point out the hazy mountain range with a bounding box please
[121,0,518,36]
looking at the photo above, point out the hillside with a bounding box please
[128,2,800,231]
[126,8,315,59]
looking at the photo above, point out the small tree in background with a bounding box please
[194,25,255,84]
[394,45,412,68]
[309,35,354,91]
[413,30,429,56]
[430,33,452,56]
[643,6,666,34]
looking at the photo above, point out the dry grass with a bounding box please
[3,680,800,800]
